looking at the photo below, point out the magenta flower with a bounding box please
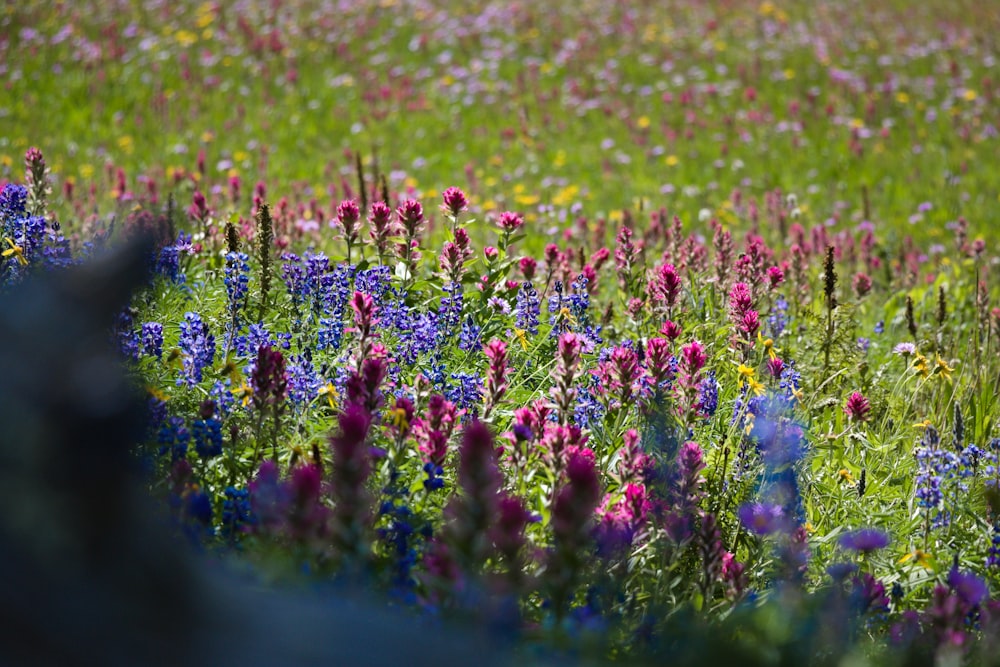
[645,337,673,388]
[483,339,509,418]
[497,211,524,233]
[251,345,288,411]
[844,391,871,423]
[367,200,395,260]
[659,319,683,341]
[652,262,682,311]
[766,265,785,290]
[441,186,469,217]
[396,199,424,238]
[519,256,537,281]
[853,272,873,298]
[335,198,361,237]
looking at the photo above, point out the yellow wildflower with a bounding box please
[898,549,934,569]
[232,381,253,408]
[933,356,954,381]
[513,328,529,351]
[2,238,28,266]
[146,386,169,402]
[912,353,930,377]
[757,331,778,360]
[318,382,338,410]
[838,468,854,483]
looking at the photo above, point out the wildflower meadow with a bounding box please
[4,0,1000,664]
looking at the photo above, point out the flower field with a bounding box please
[4,0,1000,663]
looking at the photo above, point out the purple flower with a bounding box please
[839,528,889,553]
[826,562,858,582]
[947,567,988,607]
[738,502,786,536]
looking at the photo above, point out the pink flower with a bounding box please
[441,186,469,217]
[497,211,524,232]
[853,272,873,298]
[519,256,537,281]
[844,391,871,423]
[660,319,683,341]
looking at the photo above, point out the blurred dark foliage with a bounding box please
[0,240,506,667]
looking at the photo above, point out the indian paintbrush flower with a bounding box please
[844,391,871,423]
[483,339,509,419]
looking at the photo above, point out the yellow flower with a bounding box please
[838,468,854,483]
[737,363,765,396]
[913,419,933,430]
[513,328,529,351]
[232,381,253,408]
[556,306,578,328]
[389,406,409,431]
[2,238,28,266]
[318,382,338,410]
[933,356,954,381]
[912,353,930,377]
[146,386,169,402]
[898,549,934,569]
[757,331,778,360]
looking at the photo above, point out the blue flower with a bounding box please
[141,321,164,359]
[458,315,481,351]
[224,251,251,328]
[515,280,540,335]
[178,312,216,386]
[192,417,224,459]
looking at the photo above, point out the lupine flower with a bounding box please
[844,391,871,423]
[178,312,215,386]
[696,372,719,417]
[140,322,164,359]
[224,251,251,330]
[192,400,223,459]
[511,282,540,341]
